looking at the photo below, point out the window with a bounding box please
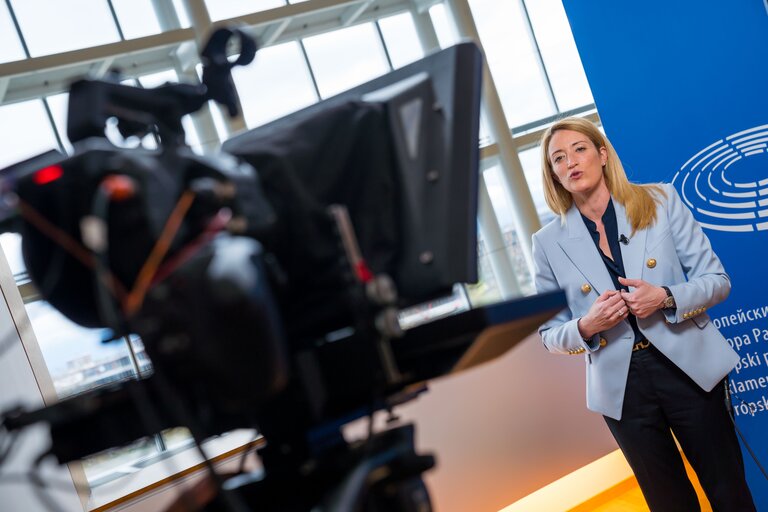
[0,100,60,168]
[523,0,594,111]
[518,145,556,225]
[482,162,536,295]
[303,23,391,99]
[0,3,25,63]
[377,13,424,69]
[469,0,556,127]
[0,234,24,277]
[110,0,163,39]
[25,302,136,398]
[205,0,286,22]
[9,0,120,57]
[465,233,505,307]
[45,94,73,154]
[233,41,318,128]
[428,3,459,49]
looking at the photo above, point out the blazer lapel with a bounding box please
[614,199,647,281]
[557,204,616,294]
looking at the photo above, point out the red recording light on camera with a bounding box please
[33,165,64,185]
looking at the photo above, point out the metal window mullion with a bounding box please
[42,97,66,153]
[123,336,144,376]
[478,170,522,299]
[106,0,127,41]
[298,40,323,100]
[519,0,558,113]
[122,334,167,451]
[5,0,31,58]
[373,20,395,71]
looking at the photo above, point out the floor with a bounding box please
[585,461,712,512]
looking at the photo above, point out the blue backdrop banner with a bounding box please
[560,0,768,507]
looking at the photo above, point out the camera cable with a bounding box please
[89,181,127,335]
[150,369,251,512]
[27,448,69,512]
[123,189,196,316]
[724,378,768,481]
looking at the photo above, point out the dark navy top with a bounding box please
[580,199,645,343]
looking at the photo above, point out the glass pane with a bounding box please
[478,113,492,147]
[82,437,159,485]
[468,0,555,126]
[303,23,390,99]
[111,0,162,39]
[161,426,193,452]
[482,163,534,294]
[428,3,458,49]
[0,3,25,64]
[465,237,504,307]
[205,0,286,21]
[484,165,516,233]
[25,301,137,398]
[233,41,318,128]
[9,0,120,57]
[0,100,59,169]
[0,233,25,277]
[517,145,556,225]
[377,13,424,69]
[398,285,470,330]
[524,0,593,111]
[137,70,178,89]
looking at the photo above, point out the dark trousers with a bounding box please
[603,344,756,512]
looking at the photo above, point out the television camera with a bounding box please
[0,27,565,511]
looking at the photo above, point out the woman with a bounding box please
[532,117,755,511]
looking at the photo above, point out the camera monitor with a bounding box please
[223,41,483,308]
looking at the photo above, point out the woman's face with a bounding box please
[548,129,608,198]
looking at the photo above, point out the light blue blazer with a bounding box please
[532,183,738,420]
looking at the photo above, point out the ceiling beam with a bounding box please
[0,29,194,80]
[259,18,292,46]
[340,0,374,26]
[0,0,416,106]
[0,78,9,103]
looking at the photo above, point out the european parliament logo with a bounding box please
[672,123,768,232]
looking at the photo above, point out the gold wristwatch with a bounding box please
[661,286,676,309]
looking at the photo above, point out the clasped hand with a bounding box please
[578,289,628,338]
[618,277,667,319]
[578,278,666,338]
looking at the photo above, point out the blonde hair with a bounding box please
[539,117,665,234]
